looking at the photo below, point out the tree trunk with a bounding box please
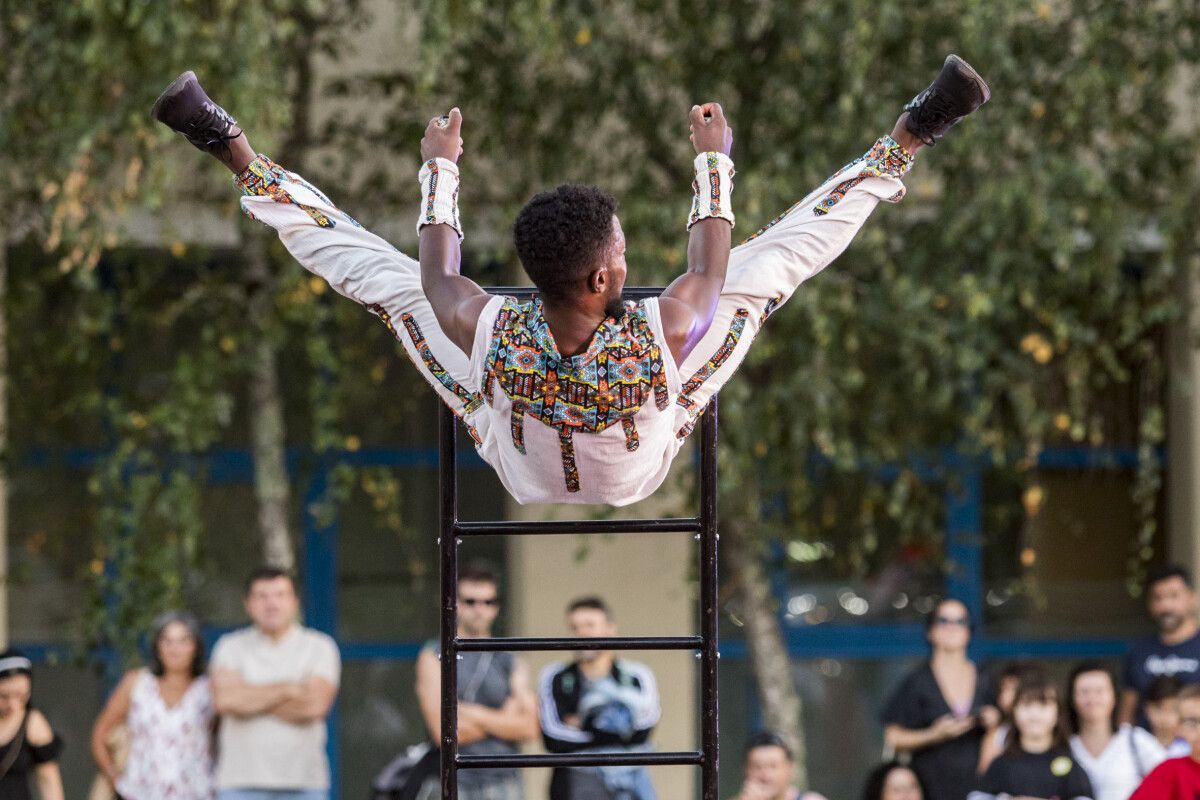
[0,241,9,647]
[242,16,319,573]
[726,502,807,786]
[245,233,295,571]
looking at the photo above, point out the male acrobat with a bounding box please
[152,55,989,506]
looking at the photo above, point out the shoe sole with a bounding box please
[151,70,198,122]
[946,54,991,106]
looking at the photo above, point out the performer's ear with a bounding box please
[587,266,607,295]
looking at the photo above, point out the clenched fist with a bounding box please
[689,102,733,156]
[421,107,464,163]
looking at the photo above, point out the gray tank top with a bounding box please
[432,645,519,787]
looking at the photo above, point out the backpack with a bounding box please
[369,742,439,800]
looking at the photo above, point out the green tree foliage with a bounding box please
[5,0,1200,720]
[404,0,1200,582]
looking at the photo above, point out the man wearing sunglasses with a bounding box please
[415,565,538,800]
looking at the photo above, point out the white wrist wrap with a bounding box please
[687,151,736,230]
[417,157,463,240]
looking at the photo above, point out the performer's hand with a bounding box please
[690,102,733,156]
[421,107,464,163]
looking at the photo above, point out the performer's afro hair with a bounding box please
[513,185,618,304]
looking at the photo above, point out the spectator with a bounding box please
[968,674,1093,800]
[882,599,996,800]
[1144,676,1191,757]
[1066,661,1164,800]
[0,650,63,800]
[730,732,827,800]
[861,762,926,800]
[210,567,341,800]
[977,661,1042,774]
[414,565,538,800]
[1120,565,1200,726]
[1130,684,1200,798]
[539,596,660,800]
[90,610,215,800]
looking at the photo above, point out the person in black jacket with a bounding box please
[538,597,661,800]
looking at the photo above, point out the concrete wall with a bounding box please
[507,459,699,800]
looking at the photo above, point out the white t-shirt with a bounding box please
[1069,724,1166,800]
[211,625,341,790]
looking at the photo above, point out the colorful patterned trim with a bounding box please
[814,136,914,216]
[483,297,669,493]
[235,154,338,228]
[741,199,804,244]
[688,151,736,229]
[417,157,463,239]
[399,312,484,414]
[559,430,581,494]
[423,159,440,224]
[365,303,484,438]
[759,295,782,325]
[707,153,723,214]
[677,308,750,414]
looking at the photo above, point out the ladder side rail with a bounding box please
[439,405,460,800]
[699,398,720,799]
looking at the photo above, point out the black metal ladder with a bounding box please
[438,286,720,798]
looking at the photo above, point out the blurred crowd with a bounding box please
[4,564,1200,799]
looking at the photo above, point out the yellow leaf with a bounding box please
[1053,413,1071,431]
[1023,485,1044,517]
[219,336,237,354]
[308,276,328,295]
[575,27,592,46]
[344,435,362,452]
[1020,332,1046,353]
[170,240,187,259]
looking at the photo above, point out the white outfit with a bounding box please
[1069,725,1166,800]
[210,624,341,791]
[116,669,215,800]
[239,138,910,505]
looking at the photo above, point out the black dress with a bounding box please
[881,663,993,800]
[0,712,62,800]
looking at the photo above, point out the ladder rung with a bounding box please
[487,286,665,299]
[455,635,703,652]
[455,518,702,536]
[457,751,704,769]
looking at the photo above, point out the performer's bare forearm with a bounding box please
[418,224,483,353]
[662,218,731,346]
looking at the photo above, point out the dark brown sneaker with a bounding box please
[903,55,991,146]
[151,71,243,160]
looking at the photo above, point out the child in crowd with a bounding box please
[1144,675,1191,758]
[968,675,1094,800]
[978,661,1043,774]
[1131,684,1200,798]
